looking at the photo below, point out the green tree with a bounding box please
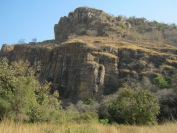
[0,58,39,121]
[109,85,160,125]
[0,58,60,122]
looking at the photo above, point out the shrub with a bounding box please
[156,89,177,122]
[107,15,112,21]
[78,28,86,35]
[73,111,98,123]
[173,24,177,29]
[118,22,127,29]
[139,23,145,33]
[114,26,123,33]
[99,118,109,124]
[153,76,169,89]
[109,85,160,125]
[0,98,11,120]
[117,15,122,21]
[102,26,109,33]
[86,30,98,36]
[84,98,94,105]
[98,99,112,122]
[141,77,158,92]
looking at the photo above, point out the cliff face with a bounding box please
[1,7,177,101]
[1,36,177,101]
[0,41,118,100]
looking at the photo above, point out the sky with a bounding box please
[0,0,177,48]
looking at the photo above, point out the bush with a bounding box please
[78,28,86,35]
[109,85,160,125]
[139,23,145,33]
[77,111,98,123]
[84,98,94,105]
[99,118,109,124]
[156,89,177,122]
[98,102,111,121]
[66,100,99,113]
[102,26,109,33]
[153,76,169,89]
[118,22,127,29]
[0,98,11,120]
[117,15,122,21]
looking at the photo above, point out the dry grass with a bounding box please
[10,34,177,58]
[16,35,177,61]
[74,36,177,53]
[160,64,174,70]
[84,61,99,66]
[92,52,117,59]
[131,70,137,75]
[166,58,177,64]
[69,36,164,55]
[120,69,131,73]
[1,120,177,133]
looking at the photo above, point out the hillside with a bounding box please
[1,7,177,102]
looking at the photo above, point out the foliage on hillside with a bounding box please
[0,58,61,122]
[1,58,177,126]
[0,58,100,124]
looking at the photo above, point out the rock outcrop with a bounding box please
[1,7,177,102]
[1,37,177,101]
[54,7,121,42]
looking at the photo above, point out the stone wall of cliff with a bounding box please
[1,38,177,101]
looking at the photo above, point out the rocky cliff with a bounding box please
[54,7,125,42]
[1,7,177,101]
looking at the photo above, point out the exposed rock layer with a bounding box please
[1,38,177,101]
[1,7,177,101]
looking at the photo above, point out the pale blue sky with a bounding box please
[0,0,177,48]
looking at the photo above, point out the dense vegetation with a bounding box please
[109,85,159,125]
[0,58,99,124]
[1,58,177,126]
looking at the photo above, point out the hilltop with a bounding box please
[54,7,177,45]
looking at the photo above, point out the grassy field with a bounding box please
[1,120,177,133]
